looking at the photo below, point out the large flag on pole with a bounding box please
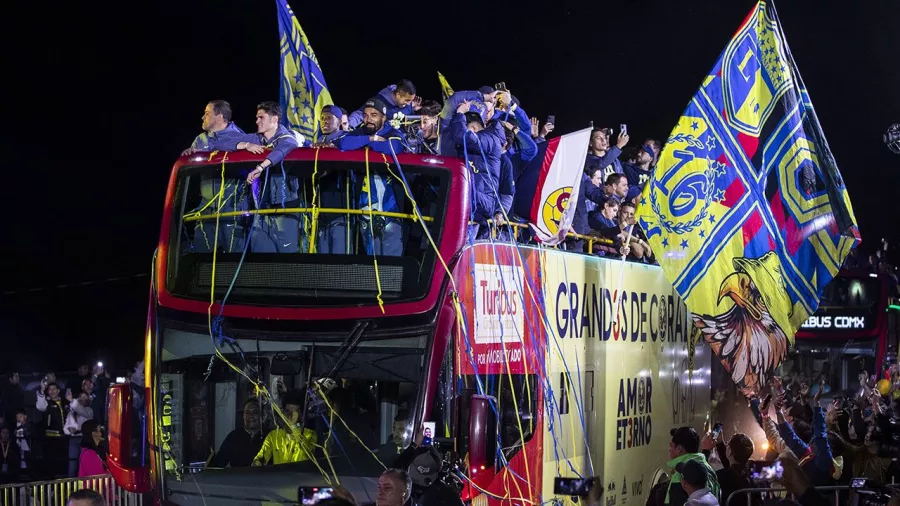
[528,128,592,246]
[635,0,860,394]
[276,0,333,140]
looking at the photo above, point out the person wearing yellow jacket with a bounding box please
[253,391,317,466]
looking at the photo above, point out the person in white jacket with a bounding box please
[64,392,94,436]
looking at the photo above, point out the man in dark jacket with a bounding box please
[205,101,304,253]
[647,427,720,506]
[585,128,629,182]
[334,98,408,256]
[447,101,505,241]
[1,373,25,427]
[348,80,417,129]
[211,399,268,468]
[702,432,759,506]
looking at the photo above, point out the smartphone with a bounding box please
[711,422,724,439]
[547,115,556,125]
[851,478,869,489]
[422,421,435,446]
[620,123,628,136]
[298,487,334,505]
[494,82,507,91]
[554,477,594,497]
[749,460,784,482]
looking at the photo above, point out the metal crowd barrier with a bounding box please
[726,485,851,506]
[0,474,144,506]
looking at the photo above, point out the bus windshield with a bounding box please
[166,159,450,306]
[156,325,426,477]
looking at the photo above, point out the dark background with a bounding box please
[2,0,897,372]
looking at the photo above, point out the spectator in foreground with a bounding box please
[67,489,104,506]
[647,427,720,506]
[1,426,19,484]
[376,468,412,506]
[77,419,107,477]
[702,431,757,506]
[677,458,719,506]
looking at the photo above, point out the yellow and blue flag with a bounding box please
[437,71,454,101]
[636,0,860,394]
[276,0,333,139]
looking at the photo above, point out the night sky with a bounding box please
[3,0,898,373]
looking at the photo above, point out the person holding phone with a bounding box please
[701,430,759,506]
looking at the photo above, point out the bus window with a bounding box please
[483,374,538,462]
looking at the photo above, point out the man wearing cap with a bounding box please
[647,427,720,506]
[676,459,720,506]
[311,104,345,146]
[334,97,407,256]
[348,79,418,129]
[623,144,656,191]
[334,97,407,155]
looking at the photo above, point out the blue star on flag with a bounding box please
[691,121,699,131]
[705,135,717,151]
[680,239,689,249]
[662,237,669,248]
[708,214,716,224]
[713,189,726,203]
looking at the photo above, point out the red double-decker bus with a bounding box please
[780,270,900,395]
[106,148,710,505]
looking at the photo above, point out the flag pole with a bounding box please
[611,223,635,309]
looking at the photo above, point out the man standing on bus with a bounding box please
[208,101,305,253]
[182,100,250,253]
[252,390,317,466]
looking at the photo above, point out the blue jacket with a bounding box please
[777,407,835,486]
[190,122,246,151]
[585,147,623,183]
[189,122,250,213]
[215,125,303,206]
[334,125,408,155]
[438,91,487,157]
[309,129,344,146]
[495,104,539,177]
[348,85,415,129]
[623,162,652,189]
[573,173,611,235]
[497,154,516,216]
[449,112,505,221]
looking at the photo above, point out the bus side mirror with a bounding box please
[468,394,498,477]
[107,383,152,493]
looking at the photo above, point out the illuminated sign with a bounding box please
[800,315,866,330]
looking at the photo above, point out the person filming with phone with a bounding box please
[701,426,759,506]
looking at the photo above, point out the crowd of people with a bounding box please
[0,362,143,484]
[651,369,900,506]
[182,79,663,262]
